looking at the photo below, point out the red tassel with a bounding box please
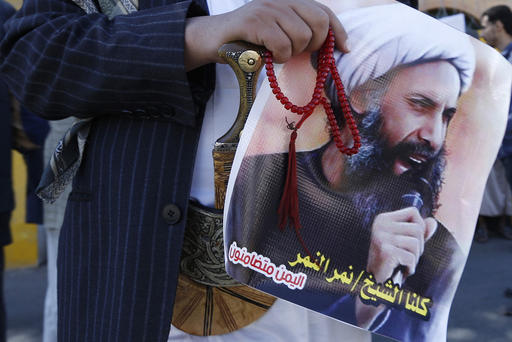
[278,130,317,261]
[278,130,300,230]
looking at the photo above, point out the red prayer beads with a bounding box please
[264,28,361,155]
[271,28,361,264]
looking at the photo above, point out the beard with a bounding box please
[336,106,446,227]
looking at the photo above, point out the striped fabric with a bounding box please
[0,0,210,121]
[0,0,214,341]
[0,0,15,215]
[35,0,139,203]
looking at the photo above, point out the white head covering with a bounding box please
[331,3,476,97]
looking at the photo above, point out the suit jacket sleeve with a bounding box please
[0,0,214,127]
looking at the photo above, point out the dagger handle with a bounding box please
[213,42,265,209]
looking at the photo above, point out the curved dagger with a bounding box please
[213,41,266,209]
[172,42,273,336]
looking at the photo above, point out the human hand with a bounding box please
[355,207,437,328]
[366,207,438,284]
[184,0,349,70]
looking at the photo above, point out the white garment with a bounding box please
[43,118,75,342]
[168,300,370,342]
[43,227,60,342]
[184,0,371,341]
[43,118,75,229]
[190,0,253,206]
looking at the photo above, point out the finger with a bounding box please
[391,235,422,262]
[227,2,295,63]
[392,246,417,277]
[385,207,424,224]
[289,2,329,52]
[274,7,314,56]
[373,221,425,257]
[259,23,293,63]
[369,243,399,282]
[316,2,349,53]
[424,217,438,241]
[373,212,426,242]
[376,221,425,238]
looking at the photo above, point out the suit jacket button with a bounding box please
[162,204,181,225]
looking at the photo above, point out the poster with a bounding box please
[224,1,512,341]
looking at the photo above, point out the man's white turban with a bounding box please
[331,3,476,97]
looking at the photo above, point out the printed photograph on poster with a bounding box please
[223,1,512,341]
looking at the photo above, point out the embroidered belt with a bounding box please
[180,201,239,287]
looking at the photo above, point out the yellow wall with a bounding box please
[5,151,38,269]
[6,0,22,10]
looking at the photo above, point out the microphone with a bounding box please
[400,191,423,211]
[398,176,433,218]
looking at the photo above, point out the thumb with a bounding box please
[424,217,438,241]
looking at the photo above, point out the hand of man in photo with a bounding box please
[367,207,438,283]
[355,207,437,329]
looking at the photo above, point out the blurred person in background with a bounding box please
[479,3,512,315]
[18,107,50,267]
[19,108,49,229]
[475,161,512,243]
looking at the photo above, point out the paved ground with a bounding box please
[6,266,45,342]
[5,234,512,341]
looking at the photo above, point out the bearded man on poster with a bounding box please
[226,4,475,341]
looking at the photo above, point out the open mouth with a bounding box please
[393,154,428,175]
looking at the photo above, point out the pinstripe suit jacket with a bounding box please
[0,0,215,341]
[0,0,15,218]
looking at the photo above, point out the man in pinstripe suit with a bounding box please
[0,0,362,340]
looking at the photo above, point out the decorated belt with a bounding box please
[180,201,238,287]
